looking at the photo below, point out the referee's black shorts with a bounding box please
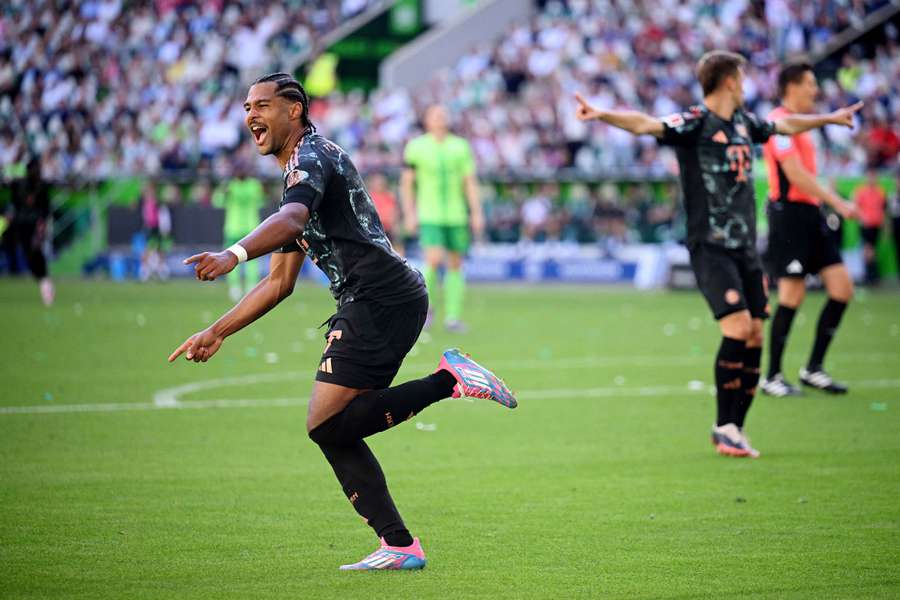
[315,295,429,390]
[765,200,843,278]
[689,243,769,321]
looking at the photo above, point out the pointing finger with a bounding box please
[168,339,192,362]
[574,92,589,108]
[184,253,207,265]
[848,101,864,113]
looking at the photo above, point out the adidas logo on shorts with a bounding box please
[786,259,803,274]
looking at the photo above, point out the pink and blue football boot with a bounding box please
[436,348,517,408]
[340,537,427,571]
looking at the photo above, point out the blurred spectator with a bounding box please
[1,156,54,305]
[865,116,900,168]
[138,182,172,281]
[853,169,886,285]
[521,184,554,242]
[366,173,402,253]
[891,171,900,282]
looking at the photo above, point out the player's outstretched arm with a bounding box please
[574,92,664,137]
[778,155,859,219]
[168,251,304,363]
[774,101,864,136]
[185,203,310,281]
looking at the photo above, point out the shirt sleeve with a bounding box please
[745,111,777,144]
[403,138,419,169]
[658,109,704,147]
[281,149,329,213]
[277,149,328,254]
[768,133,799,161]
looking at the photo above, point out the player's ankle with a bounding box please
[383,529,414,547]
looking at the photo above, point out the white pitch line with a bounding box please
[153,372,306,406]
[0,398,306,415]
[3,379,899,416]
[152,351,900,407]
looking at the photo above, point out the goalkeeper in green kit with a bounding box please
[213,166,265,300]
[401,105,484,332]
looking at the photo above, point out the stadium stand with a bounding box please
[319,0,898,178]
[0,0,896,252]
[0,0,378,182]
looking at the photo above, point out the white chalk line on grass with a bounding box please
[2,378,899,416]
[151,350,898,407]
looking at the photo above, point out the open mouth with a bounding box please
[250,123,268,146]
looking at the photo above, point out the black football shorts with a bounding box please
[689,243,769,320]
[315,296,429,389]
[765,200,843,278]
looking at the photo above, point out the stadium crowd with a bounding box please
[320,0,898,177]
[2,1,897,184]
[0,0,375,182]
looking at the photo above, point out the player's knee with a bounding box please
[735,324,753,341]
[748,329,764,348]
[308,420,331,445]
[722,315,752,341]
[830,282,854,304]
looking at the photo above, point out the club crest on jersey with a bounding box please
[662,113,685,128]
[285,169,308,188]
[735,123,749,138]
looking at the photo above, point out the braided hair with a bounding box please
[252,72,316,132]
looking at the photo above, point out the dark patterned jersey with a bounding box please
[658,105,776,253]
[277,132,426,307]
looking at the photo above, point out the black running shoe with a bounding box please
[799,367,848,394]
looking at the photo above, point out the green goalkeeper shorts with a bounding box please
[419,224,470,253]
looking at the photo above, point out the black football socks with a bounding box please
[767,305,796,379]
[308,371,457,445]
[316,439,413,547]
[308,370,457,549]
[715,337,746,426]
[736,346,761,428]
[808,298,847,371]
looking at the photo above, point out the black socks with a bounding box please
[309,370,457,548]
[715,337,746,426]
[317,440,412,546]
[768,305,796,378]
[736,346,761,428]
[808,299,847,371]
[308,371,457,446]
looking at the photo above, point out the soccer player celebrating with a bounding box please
[574,51,862,457]
[401,105,485,332]
[760,62,860,397]
[168,73,516,570]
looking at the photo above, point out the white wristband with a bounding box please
[226,243,248,263]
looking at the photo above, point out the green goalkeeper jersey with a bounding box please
[403,133,475,226]
[213,177,265,239]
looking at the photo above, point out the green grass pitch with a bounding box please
[2,278,899,599]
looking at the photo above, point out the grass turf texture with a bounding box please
[1,279,899,599]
